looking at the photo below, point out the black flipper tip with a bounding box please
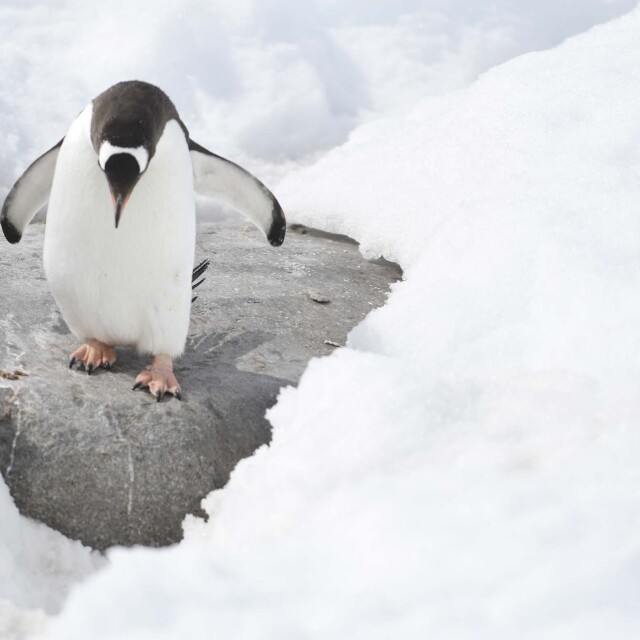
[267,203,286,247]
[268,222,286,247]
[1,216,22,244]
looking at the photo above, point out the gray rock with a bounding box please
[0,220,401,550]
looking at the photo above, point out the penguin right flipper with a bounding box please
[189,139,286,247]
[1,139,63,244]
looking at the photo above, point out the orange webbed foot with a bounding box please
[69,340,116,375]
[132,355,181,401]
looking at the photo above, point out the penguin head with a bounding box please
[90,81,184,228]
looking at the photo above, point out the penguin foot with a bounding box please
[132,355,181,401]
[69,340,116,374]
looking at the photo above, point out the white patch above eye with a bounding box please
[98,141,149,173]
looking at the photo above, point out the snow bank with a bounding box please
[0,472,102,637]
[40,5,640,639]
[0,0,635,195]
[0,599,46,640]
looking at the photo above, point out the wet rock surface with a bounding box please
[0,220,401,550]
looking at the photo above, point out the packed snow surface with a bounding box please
[1,0,640,638]
[0,471,102,638]
[36,4,640,640]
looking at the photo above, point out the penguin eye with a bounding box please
[98,141,149,173]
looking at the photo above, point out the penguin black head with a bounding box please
[90,80,187,228]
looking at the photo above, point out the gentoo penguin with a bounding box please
[0,80,286,400]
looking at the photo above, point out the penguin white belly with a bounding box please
[43,109,195,357]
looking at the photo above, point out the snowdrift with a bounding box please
[0,475,101,637]
[36,5,640,639]
[0,0,635,191]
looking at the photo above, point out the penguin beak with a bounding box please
[114,195,124,229]
[110,189,132,229]
[103,153,142,229]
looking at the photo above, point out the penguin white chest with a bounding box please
[43,109,196,357]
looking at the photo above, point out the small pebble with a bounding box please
[308,289,331,304]
[0,369,29,381]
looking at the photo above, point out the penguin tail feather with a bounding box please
[191,259,210,303]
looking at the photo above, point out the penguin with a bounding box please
[0,80,286,400]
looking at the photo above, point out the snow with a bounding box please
[0,465,102,636]
[0,0,636,189]
[2,0,640,638]
[0,600,46,640]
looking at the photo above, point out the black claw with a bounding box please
[132,381,144,391]
[69,357,76,369]
[155,390,162,402]
[87,363,94,376]
[174,390,182,401]
[103,361,112,371]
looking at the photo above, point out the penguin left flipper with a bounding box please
[189,139,286,247]
[1,139,64,244]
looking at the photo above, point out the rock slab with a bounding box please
[0,221,401,550]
